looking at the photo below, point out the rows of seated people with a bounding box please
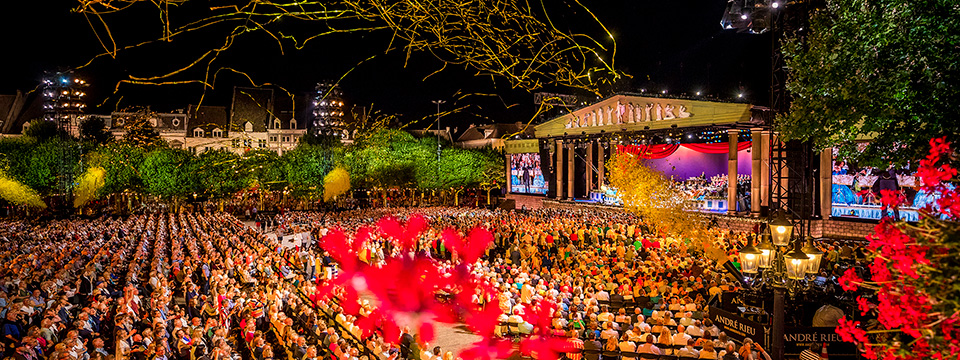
[264,207,769,360]
[0,213,389,360]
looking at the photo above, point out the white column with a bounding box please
[567,143,575,199]
[728,129,739,214]
[586,141,594,192]
[555,139,564,200]
[505,154,512,195]
[820,148,833,219]
[751,128,762,217]
[598,142,605,187]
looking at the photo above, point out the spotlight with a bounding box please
[772,2,780,8]
[662,90,667,94]
[738,93,744,98]
[740,14,748,20]
[696,91,701,96]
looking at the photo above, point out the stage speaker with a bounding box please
[499,199,516,210]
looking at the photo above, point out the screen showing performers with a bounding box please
[830,145,931,222]
[510,153,548,195]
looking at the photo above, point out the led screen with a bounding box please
[510,153,547,195]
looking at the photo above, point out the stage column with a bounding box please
[586,141,594,192]
[751,128,762,217]
[567,142,575,199]
[555,139,564,200]
[598,142,605,187]
[505,153,511,195]
[820,148,833,219]
[728,129,739,214]
[760,130,772,212]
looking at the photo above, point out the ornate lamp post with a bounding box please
[739,215,811,360]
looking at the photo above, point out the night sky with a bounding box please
[1,0,770,130]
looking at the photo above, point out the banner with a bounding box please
[708,306,766,347]
[785,327,859,356]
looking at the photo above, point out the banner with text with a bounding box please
[785,327,858,356]
[708,306,766,347]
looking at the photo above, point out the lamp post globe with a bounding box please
[784,240,811,280]
[801,235,825,275]
[769,210,794,246]
[738,236,762,274]
[757,228,776,269]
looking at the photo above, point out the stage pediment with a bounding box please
[535,95,753,138]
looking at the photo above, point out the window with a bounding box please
[244,139,251,147]
[172,118,181,127]
[283,136,290,142]
[232,139,240,148]
[270,136,277,142]
[258,140,266,148]
[274,119,281,129]
[212,128,222,137]
[290,119,297,129]
[193,128,204,137]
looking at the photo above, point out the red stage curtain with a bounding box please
[681,141,752,154]
[616,144,680,159]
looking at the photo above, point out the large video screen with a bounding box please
[831,146,922,221]
[510,153,548,195]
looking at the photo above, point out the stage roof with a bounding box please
[535,95,753,138]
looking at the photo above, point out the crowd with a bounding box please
[0,204,858,360]
[0,212,388,360]
[269,207,780,360]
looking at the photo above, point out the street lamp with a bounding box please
[801,235,824,275]
[783,239,811,280]
[738,235,762,274]
[769,210,794,246]
[757,228,776,269]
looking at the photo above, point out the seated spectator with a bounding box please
[699,342,718,359]
[618,334,637,360]
[677,338,700,358]
[583,333,602,360]
[637,334,661,355]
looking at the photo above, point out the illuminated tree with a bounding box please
[779,0,960,165]
[86,143,147,195]
[139,148,198,203]
[243,149,287,192]
[193,149,250,204]
[282,144,334,199]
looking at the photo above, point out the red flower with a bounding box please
[839,267,862,292]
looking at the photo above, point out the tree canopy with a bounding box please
[779,0,960,165]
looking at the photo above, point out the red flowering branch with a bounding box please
[836,137,960,359]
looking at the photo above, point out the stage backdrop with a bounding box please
[644,146,753,180]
